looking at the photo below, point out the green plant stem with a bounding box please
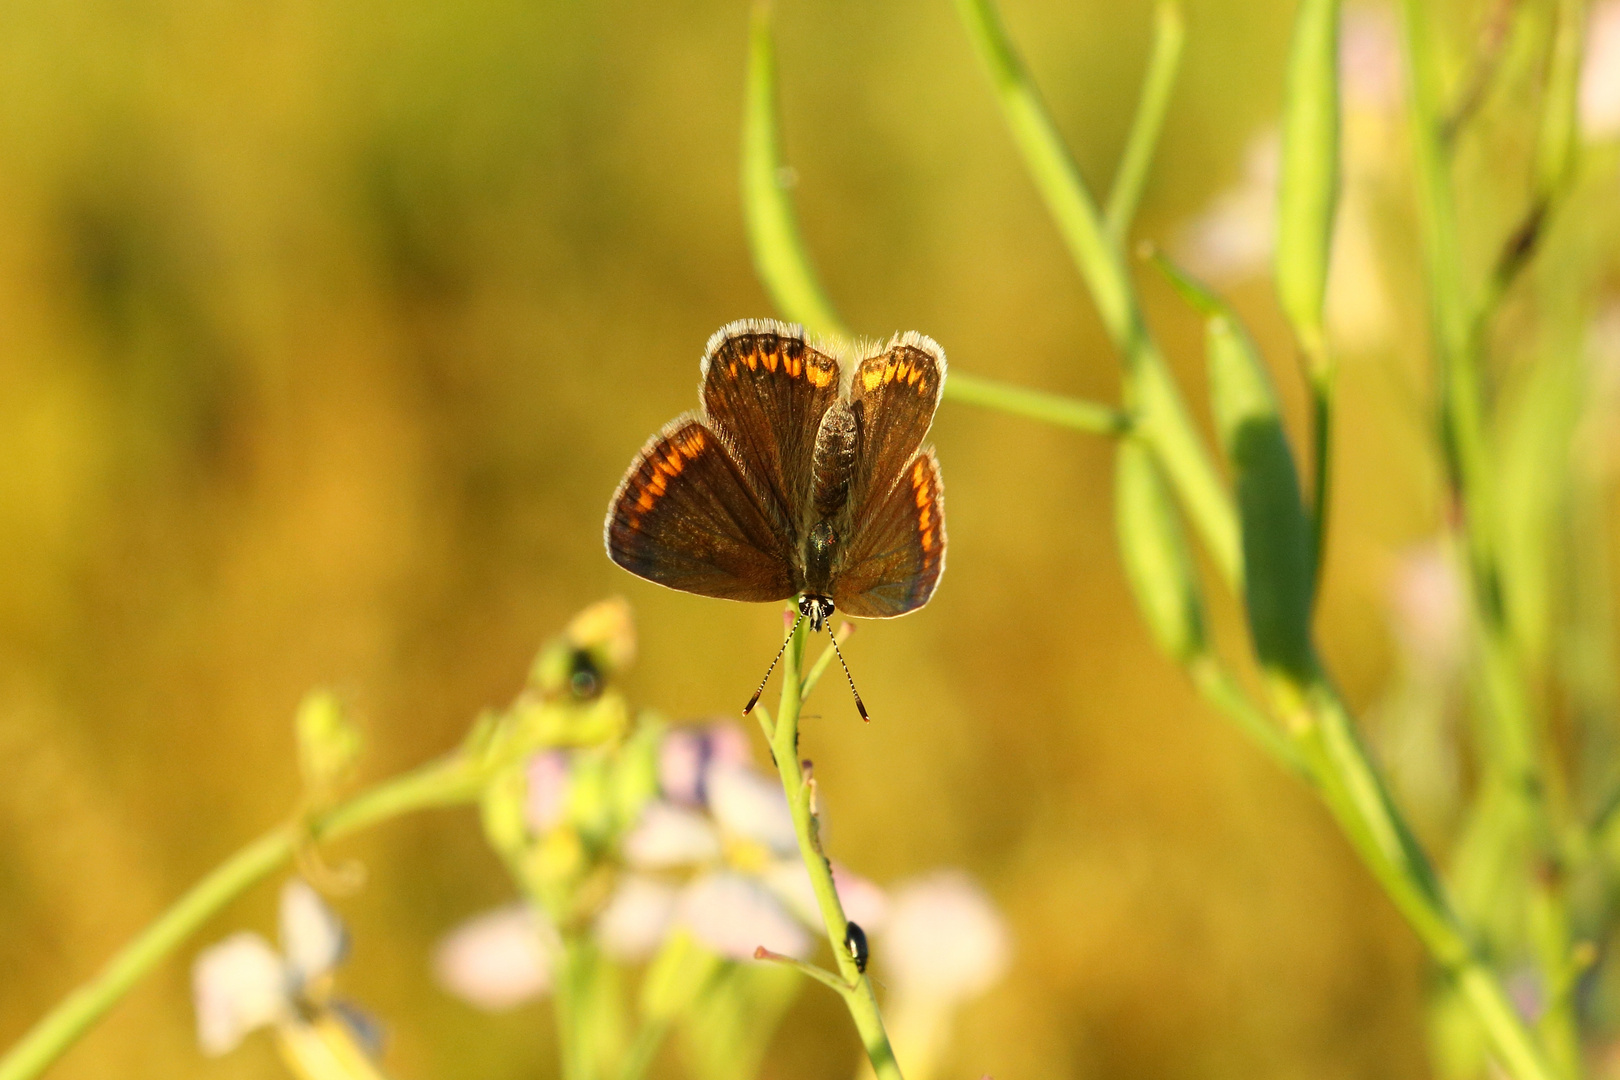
[1309,374,1333,582]
[757,612,903,1080]
[1290,682,1559,1080]
[0,757,480,1080]
[1187,658,1308,779]
[1103,0,1184,245]
[947,372,1130,434]
[953,0,1240,590]
[742,0,1127,444]
[1403,5,1579,1074]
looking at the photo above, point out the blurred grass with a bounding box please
[0,0,1565,1077]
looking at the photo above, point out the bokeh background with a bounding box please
[5,0,1609,1077]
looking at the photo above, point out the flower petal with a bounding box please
[193,932,291,1055]
[433,905,555,1011]
[764,860,889,932]
[659,722,751,806]
[707,763,795,855]
[596,874,679,960]
[623,801,723,868]
[525,751,572,833]
[679,872,811,961]
[882,872,1011,1004]
[279,879,348,988]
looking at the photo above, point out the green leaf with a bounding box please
[1210,322,1317,684]
[1156,254,1316,682]
[1274,0,1342,361]
[1114,439,1205,662]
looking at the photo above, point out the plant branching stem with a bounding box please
[756,612,903,1080]
[1402,3,1579,1074]
[952,0,1240,590]
[0,757,481,1080]
[1103,0,1184,246]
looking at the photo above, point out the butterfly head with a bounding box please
[798,594,835,633]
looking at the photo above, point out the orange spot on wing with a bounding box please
[762,348,778,373]
[785,354,802,377]
[861,365,883,391]
[744,349,758,371]
[908,363,922,386]
[809,361,835,388]
[637,490,655,511]
[921,528,933,552]
[648,473,668,495]
[728,361,738,377]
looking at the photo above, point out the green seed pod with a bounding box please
[1114,438,1206,663]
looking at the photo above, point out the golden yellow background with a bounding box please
[0,1,1452,1077]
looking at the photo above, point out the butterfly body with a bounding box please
[605,320,946,628]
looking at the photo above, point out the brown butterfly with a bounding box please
[604,319,948,716]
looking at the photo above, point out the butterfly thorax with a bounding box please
[800,402,859,620]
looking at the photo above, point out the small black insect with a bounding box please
[567,648,602,699]
[843,921,869,975]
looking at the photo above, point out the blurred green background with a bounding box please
[0,0,1541,1076]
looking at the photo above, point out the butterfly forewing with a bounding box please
[605,416,798,602]
[833,448,946,618]
[701,320,841,545]
[845,336,946,539]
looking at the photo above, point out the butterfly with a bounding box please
[604,319,948,714]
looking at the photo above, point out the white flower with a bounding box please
[194,934,291,1055]
[877,872,1012,1080]
[1341,5,1401,113]
[1177,130,1279,283]
[1582,0,1620,139]
[678,872,812,961]
[432,905,556,1012]
[1389,541,1467,676]
[881,872,1011,1005]
[435,722,889,1003]
[192,879,377,1067]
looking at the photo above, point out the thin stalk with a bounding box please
[1103,0,1184,245]
[0,757,480,1080]
[742,0,1127,441]
[953,0,1240,589]
[764,613,903,1080]
[1187,657,1308,779]
[1292,684,1559,1080]
[946,372,1130,435]
[1403,3,1579,1072]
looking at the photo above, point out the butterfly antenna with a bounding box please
[744,613,804,715]
[826,622,870,722]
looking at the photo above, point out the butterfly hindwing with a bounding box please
[845,334,946,541]
[833,447,946,618]
[701,320,841,545]
[604,416,798,602]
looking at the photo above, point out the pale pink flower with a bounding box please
[524,751,572,833]
[659,721,751,806]
[1342,6,1402,112]
[1389,541,1467,675]
[1177,130,1279,282]
[433,905,556,1011]
[881,872,1011,1004]
[1582,0,1620,139]
[707,761,796,854]
[595,875,680,960]
[622,802,724,868]
[192,880,373,1060]
[678,872,812,961]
